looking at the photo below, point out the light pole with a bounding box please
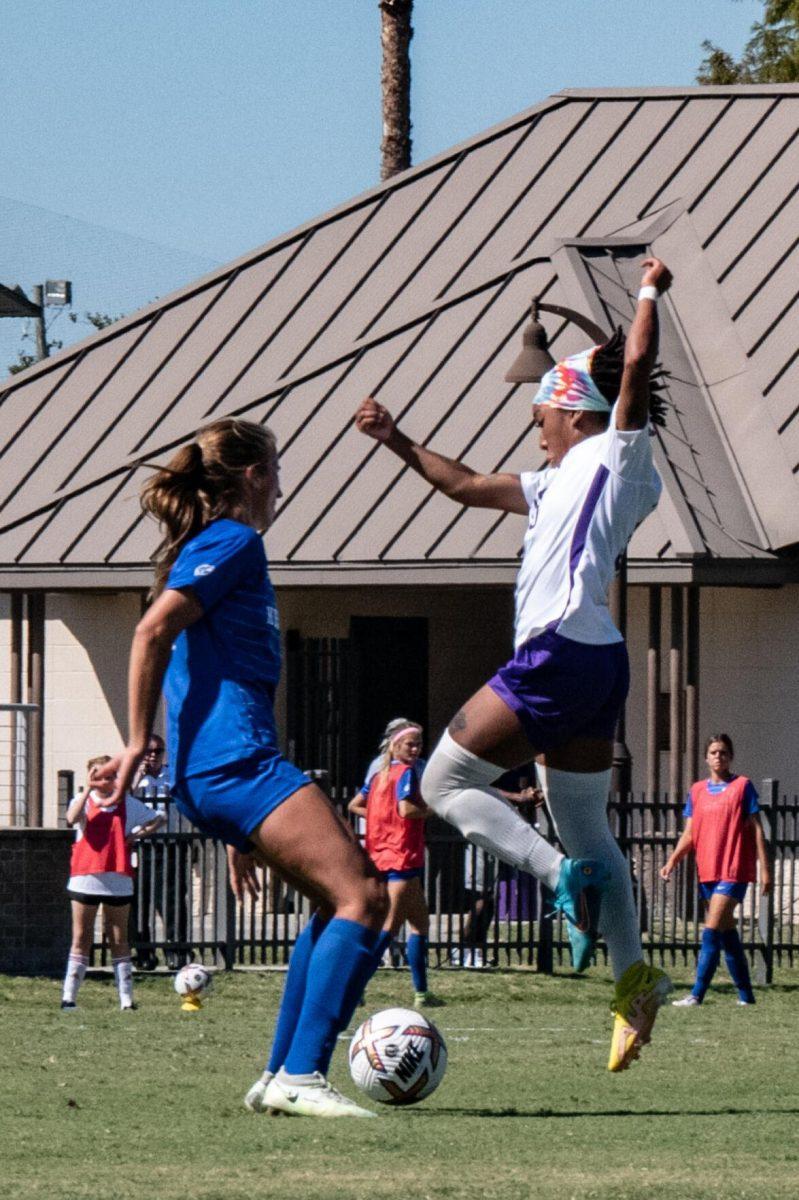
[0,279,72,362]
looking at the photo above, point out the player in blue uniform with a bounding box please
[109,417,387,1118]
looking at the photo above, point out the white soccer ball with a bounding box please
[349,1007,447,1105]
[173,963,213,999]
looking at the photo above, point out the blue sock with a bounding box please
[283,918,380,1077]
[374,929,393,967]
[406,933,428,994]
[722,928,755,1003]
[693,928,722,1001]
[266,912,327,1074]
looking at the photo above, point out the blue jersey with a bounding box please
[163,519,282,781]
[683,777,759,819]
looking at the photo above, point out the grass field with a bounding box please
[3,965,798,1200]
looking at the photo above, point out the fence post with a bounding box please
[755,778,777,986]
[534,805,554,974]
[214,840,237,970]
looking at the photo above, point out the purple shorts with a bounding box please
[487,628,629,750]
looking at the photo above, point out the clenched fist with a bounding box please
[640,257,672,295]
[355,396,395,443]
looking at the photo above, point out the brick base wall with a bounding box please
[0,829,72,974]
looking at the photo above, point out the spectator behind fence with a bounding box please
[132,733,191,970]
[455,769,543,968]
[661,733,771,1007]
[62,755,164,1010]
[349,719,442,1008]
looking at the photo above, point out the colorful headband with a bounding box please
[390,726,421,745]
[532,346,612,414]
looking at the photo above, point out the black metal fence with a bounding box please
[110,787,798,981]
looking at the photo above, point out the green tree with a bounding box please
[7,310,122,375]
[698,1,799,82]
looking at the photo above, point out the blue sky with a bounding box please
[3,0,761,370]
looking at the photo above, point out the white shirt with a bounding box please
[68,792,162,898]
[514,405,661,648]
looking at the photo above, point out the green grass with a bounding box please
[3,965,798,1200]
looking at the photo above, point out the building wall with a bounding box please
[624,583,799,798]
[0,592,142,825]
[1,580,796,828]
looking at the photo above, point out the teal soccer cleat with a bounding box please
[552,859,609,967]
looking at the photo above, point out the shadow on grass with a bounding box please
[417,1105,799,1119]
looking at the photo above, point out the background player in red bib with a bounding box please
[661,733,771,1006]
[349,721,441,1007]
[62,755,164,1010]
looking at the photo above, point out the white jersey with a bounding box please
[514,405,661,648]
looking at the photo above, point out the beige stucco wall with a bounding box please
[0,593,142,825]
[1,579,796,827]
[624,583,798,797]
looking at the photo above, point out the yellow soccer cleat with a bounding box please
[608,961,672,1072]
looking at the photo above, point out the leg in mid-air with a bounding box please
[240,781,388,1118]
[421,685,610,947]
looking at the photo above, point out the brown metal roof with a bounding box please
[2,84,799,589]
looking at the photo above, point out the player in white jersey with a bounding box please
[356,257,673,1071]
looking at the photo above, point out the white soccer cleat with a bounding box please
[244,1070,275,1112]
[263,1069,377,1118]
[671,994,700,1008]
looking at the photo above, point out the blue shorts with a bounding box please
[488,628,629,750]
[172,751,311,851]
[699,880,748,902]
[382,867,424,882]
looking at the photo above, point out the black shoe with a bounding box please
[60,1000,77,1010]
[120,1002,138,1011]
[136,953,157,971]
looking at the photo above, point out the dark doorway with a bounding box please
[349,616,429,780]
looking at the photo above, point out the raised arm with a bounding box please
[616,258,673,432]
[355,397,528,515]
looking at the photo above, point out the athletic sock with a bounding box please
[406,933,428,994]
[721,928,755,1003]
[693,928,722,1000]
[62,954,88,1004]
[374,929,393,967]
[422,732,564,888]
[536,765,641,982]
[113,956,134,1008]
[282,918,380,1077]
[266,912,327,1074]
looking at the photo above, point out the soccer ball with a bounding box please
[173,963,213,1010]
[349,1007,447,1105]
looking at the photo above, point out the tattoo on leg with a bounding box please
[449,709,467,734]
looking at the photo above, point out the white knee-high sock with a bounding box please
[113,956,134,1009]
[422,731,563,888]
[62,954,88,1003]
[536,765,641,980]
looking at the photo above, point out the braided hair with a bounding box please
[591,327,669,427]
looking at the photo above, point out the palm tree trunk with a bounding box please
[380,0,413,179]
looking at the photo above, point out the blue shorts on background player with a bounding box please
[661,733,772,1007]
[107,417,387,1119]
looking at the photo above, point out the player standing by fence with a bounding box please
[662,733,771,1007]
